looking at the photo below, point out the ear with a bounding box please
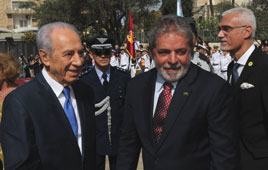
[244,26,253,39]
[39,49,50,67]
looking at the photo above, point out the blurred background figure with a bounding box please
[186,18,212,72]
[0,52,21,169]
[110,49,120,67]
[119,47,130,70]
[211,50,232,81]
[263,42,268,55]
[29,54,43,77]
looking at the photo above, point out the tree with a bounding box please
[232,0,235,7]
[21,32,37,45]
[32,0,89,32]
[209,0,214,17]
[32,0,160,45]
[214,1,235,17]
[245,0,268,41]
[161,0,193,17]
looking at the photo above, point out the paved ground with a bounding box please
[105,154,143,170]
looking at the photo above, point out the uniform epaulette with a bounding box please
[79,66,93,78]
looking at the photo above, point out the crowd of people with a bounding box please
[0,6,268,170]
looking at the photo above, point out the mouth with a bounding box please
[68,70,81,76]
[163,67,181,73]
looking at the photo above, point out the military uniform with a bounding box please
[191,51,212,72]
[80,66,130,170]
[211,51,232,80]
[119,52,130,70]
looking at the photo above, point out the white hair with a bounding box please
[36,22,80,55]
[222,7,256,38]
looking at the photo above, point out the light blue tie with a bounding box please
[62,87,78,138]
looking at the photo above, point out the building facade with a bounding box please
[0,0,38,33]
[193,0,252,19]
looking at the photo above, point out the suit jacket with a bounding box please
[80,66,130,155]
[0,73,96,170]
[227,47,268,167]
[116,64,239,170]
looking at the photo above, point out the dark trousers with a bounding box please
[96,154,117,170]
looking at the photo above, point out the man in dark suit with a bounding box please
[116,15,239,170]
[80,35,130,170]
[218,7,268,170]
[0,22,96,170]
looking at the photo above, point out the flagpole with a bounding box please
[177,0,184,17]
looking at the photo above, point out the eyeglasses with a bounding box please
[218,25,247,33]
[92,49,111,56]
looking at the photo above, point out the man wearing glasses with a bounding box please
[80,35,130,170]
[218,7,268,170]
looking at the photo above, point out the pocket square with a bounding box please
[240,82,255,89]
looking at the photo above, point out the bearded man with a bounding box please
[116,15,239,170]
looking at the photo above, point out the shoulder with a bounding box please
[189,63,226,86]
[79,66,94,78]
[112,66,130,77]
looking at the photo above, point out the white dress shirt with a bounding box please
[95,67,110,84]
[153,73,178,116]
[42,69,82,153]
[235,44,255,76]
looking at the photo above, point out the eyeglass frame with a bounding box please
[218,25,247,33]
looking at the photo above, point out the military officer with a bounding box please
[119,47,130,70]
[211,49,232,80]
[80,35,130,170]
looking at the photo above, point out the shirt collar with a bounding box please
[155,71,178,92]
[236,44,255,66]
[42,68,64,98]
[94,66,111,81]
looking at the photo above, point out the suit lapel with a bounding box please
[139,69,157,148]
[233,49,258,94]
[155,64,195,151]
[72,82,86,157]
[36,74,82,153]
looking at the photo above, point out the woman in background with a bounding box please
[0,52,21,169]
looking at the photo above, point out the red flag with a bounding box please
[126,9,136,59]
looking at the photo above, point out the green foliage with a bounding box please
[32,0,160,45]
[215,0,237,17]
[21,32,37,44]
[135,10,162,32]
[18,1,36,9]
[245,0,268,40]
[161,0,193,17]
[197,17,219,31]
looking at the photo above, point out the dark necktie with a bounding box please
[102,72,109,92]
[152,82,173,143]
[232,63,240,85]
[62,87,78,138]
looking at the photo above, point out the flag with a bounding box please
[177,0,184,17]
[126,9,136,60]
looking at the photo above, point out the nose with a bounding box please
[217,29,224,39]
[168,51,177,64]
[73,52,84,67]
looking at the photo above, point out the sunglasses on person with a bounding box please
[218,25,247,33]
[92,49,111,56]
